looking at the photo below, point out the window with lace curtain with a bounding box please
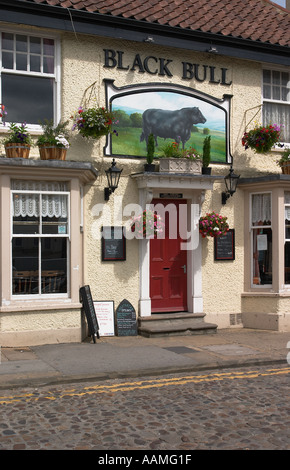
[251,193,272,286]
[263,69,290,145]
[11,181,70,296]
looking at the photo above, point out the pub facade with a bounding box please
[0,0,289,346]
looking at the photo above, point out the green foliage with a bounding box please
[147,133,155,164]
[160,141,182,158]
[3,123,32,145]
[203,127,210,135]
[277,148,290,167]
[36,120,70,147]
[130,112,143,128]
[202,135,211,167]
[111,126,226,163]
[113,109,131,127]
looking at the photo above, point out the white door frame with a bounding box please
[131,173,215,317]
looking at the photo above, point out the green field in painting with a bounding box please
[112,127,226,162]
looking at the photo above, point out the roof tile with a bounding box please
[14,0,290,47]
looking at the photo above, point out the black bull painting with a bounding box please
[140,107,206,149]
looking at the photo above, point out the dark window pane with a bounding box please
[2,51,13,69]
[2,32,13,50]
[282,72,289,87]
[273,86,280,100]
[12,238,39,295]
[30,54,41,72]
[41,238,67,293]
[282,87,290,102]
[43,56,54,74]
[16,53,27,71]
[13,216,40,234]
[263,84,271,99]
[273,71,280,85]
[43,38,54,56]
[2,73,54,123]
[30,36,41,54]
[16,35,27,52]
[263,69,271,83]
[42,217,68,234]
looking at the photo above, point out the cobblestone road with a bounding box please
[0,365,289,450]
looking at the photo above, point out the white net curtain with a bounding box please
[251,193,271,225]
[12,180,68,219]
[285,191,290,221]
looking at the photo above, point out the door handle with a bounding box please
[181,264,186,274]
[163,267,170,270]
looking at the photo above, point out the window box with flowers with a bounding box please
[242,123,281,154]
[131,210,164,239]
[199,212,229,238]
[2,122,32,159]
[159,141,202,174]
[71,105,118,140]
[37,120,70,160]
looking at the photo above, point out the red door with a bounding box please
[150,199,187,313]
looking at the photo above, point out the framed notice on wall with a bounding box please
[93,301,115,336]
[214,229,235,261]
[101,226,126,261]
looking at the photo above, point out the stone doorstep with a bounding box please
[138,312,206,326]
[138,321,218,338]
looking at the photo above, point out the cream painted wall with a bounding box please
[60,32,276,319]
[0,24,288,342]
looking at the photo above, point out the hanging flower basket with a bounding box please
[71,105,118,140]
[242,123,281,154]
[131,210,164,239]
[199,212,229,238]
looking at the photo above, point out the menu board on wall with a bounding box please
[214,229,235,261]
[93,301,115,337]
[102,226,126,261]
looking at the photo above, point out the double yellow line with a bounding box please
[0,366,289,405]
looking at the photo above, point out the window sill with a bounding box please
[0,301,82,313]
[242,291,290,297]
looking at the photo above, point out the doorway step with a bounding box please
[138,313,217,338]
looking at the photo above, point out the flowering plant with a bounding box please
[0,104,7,124]
[36,120,70,148]
[131,210,164,238]
[181,146,201,160]
[199,212,229,238]
[3,122,32,145]
[160,141,182,158]
[71,105,118,139]
[160,141,201,160]
[277,148,290,167]
[242,123,281,154]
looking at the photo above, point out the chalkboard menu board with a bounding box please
[214,229,235,261]
[116,299,137,336]
[102,226,126,261]
[80,285,100,342]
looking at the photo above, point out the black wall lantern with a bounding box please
[104,158,123,201]
[221,166,240,205]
